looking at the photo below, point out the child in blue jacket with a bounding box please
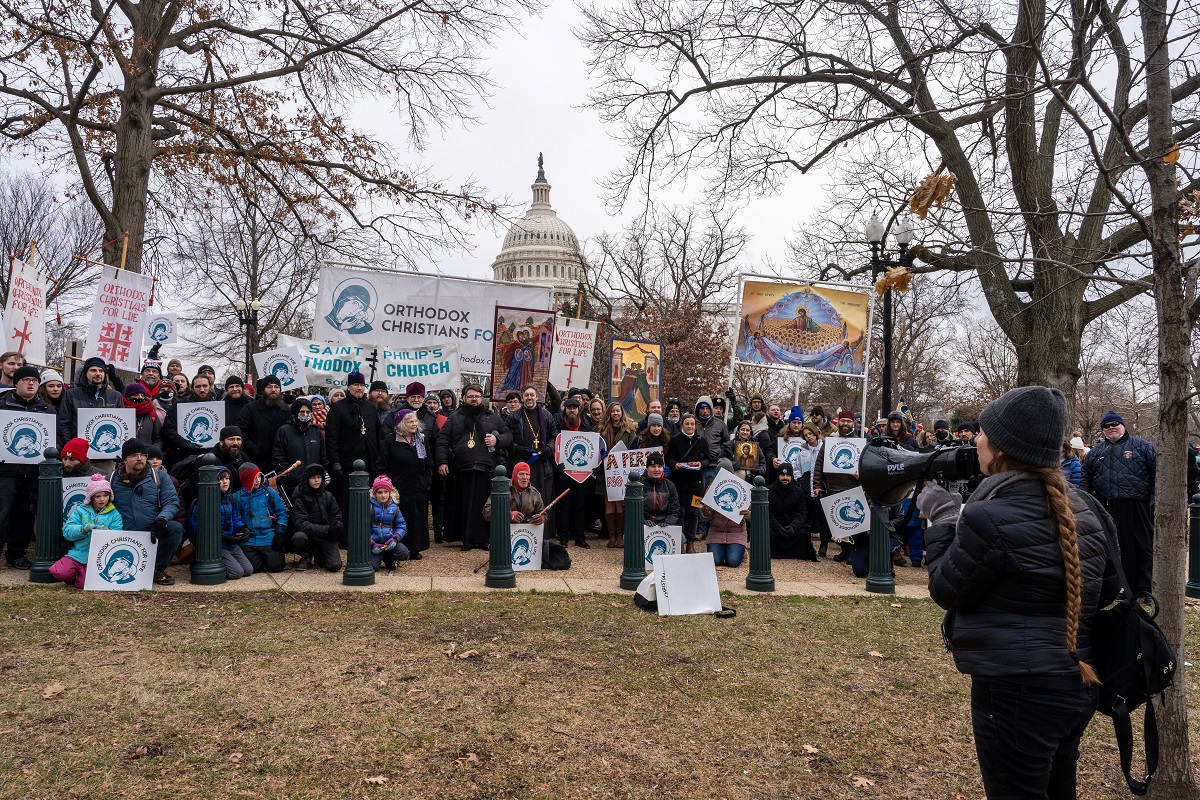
[370,475,408,570]
[52,474,124,588]
[234,463,289,573]
[190,467,252,578]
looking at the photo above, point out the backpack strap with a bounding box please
[1074,489,1135,598]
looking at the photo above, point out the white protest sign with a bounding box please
[0,410,55,463]
[314,265,551,373]
[78,407,136,460]
[652,552,722,616]
[63,476,91,523]
[700,468,754,523]
[84,266,152,372]
[823,437,867,474]
[143,312,179,346]
[555,430,602,484]
[83,529,158,591]
[604,444,663,501]
[548,316,599,390]
[177,401,224,447]
[510,523,544,572]
[253,346,310,391]
[277,334,461,395]
[820,486,871,540]
[778,437,804,470]
[4,257,47,364]
[644,525,683,568]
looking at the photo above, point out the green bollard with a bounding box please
[865,503,895,594]
[1188,493,1200,599]
[190,453,225,585]
[343,460,375,586]
[485,465,516,589]
[29,448,63,584]
[620,472,646,590]
[745,475,775,592]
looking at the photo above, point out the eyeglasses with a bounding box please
[1102,422,1122,429]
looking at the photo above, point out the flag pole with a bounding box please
[118,232,129,271]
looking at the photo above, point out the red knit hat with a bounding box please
[512,462,531,479]
[61,437,90,462]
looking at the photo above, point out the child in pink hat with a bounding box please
[52,474,124,588]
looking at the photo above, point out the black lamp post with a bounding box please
[866,214,914,416]
[234,298,261,379]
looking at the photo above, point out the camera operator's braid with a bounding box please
[1037,465,1100,685]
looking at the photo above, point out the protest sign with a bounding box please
[734,279,870,376]
[548,316,598,390]
[700,468,754,523]
[277,335,461,395]
[78,408,136,460]
[313,265,551,373]
[732,440,760,472]
[4,257,47,364]
[84,266,152,372]
[510,523,544,572]
[603,443,662,501]
[820,486,871,540]
[490,306,554,401]
[176,402,224,447]
[609,338,661,424]
[644,525,683,568]
[822,437,866,474]
[63,477,91,523]
[0,410,55,464]
[652,552,722,616]
[252,346,310,391]
[143,312,179,346]
[778,437,804,470]
[555,430,602,484]
[83,530,158,591]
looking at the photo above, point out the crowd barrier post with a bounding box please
[745,476,775,592]
[190,453,226,586]
[343,460,375,586]
[619,472,646,590]
[865,504,896,594]
[485,465,516,589]
[29,448,63,584]
[1188,493,1200,599]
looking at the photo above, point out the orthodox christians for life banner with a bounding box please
[734,280,870,375]
[490,306,554,401]
[84,266,153,372]
[4,257,47,365]
[609,338,661,424]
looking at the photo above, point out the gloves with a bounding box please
[330,463,343,477]
[82,523,93,533]
[329,522,345,540]
[780,525,793,538]
[150,517,168,544]
[233,527,250,544]
[510,510,523,523]
[725,386,737,403]
[915,485,961,526]
[527,451,539,464]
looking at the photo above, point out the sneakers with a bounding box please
[7,557,32,570]
[153,570,175,586]
[295,556,312,572]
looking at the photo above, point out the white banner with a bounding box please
[604,444,663,501]
[78,407,135,460]
[83,267,152,372]
[652,552,722,616]
[144,312,179,346]
[4,258,47,364]
[252,346,311,391]
[822,437,867,474]
[510,523,544,572]
[555,430,602,484]
[0,410,55,463]
[63,476,91,523]
[177,401,225,447]
[277,335,462,395]
[820,486,871,540]
[644,524,683,568]
[548,316,598,390]
[83,529,158,591]
[701,468,754,523]
[313,265,552,373]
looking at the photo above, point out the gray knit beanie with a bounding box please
[978,386,1068,468]
[646,413,664,427]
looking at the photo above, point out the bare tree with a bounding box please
[0,0,537,268]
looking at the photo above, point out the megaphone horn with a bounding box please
[860,440,980,506]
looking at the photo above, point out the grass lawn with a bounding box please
[1,587,1197,799]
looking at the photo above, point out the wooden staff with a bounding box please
[472,488,571,573]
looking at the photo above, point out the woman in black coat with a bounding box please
[378,408,433,557]
[918,386,1119,799]
[665,413,708,549]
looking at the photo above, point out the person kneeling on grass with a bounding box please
[190,467,252,579]
[290,464,344,572]
[370,475,409,571]
[700,458,750,567]
[234,463,288,573]
[52,474,123,588]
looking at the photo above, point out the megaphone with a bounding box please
[860,439,980,506]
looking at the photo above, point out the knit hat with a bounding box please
[347,371,366,386]
[717,457,734,472]
[146,444,164,461]
[933,419,950,431]
[219,425,242,440]
[40,369,63,385]
[837,409,855,422]
[801,423,822,439]
[81,356,106,374]
[225,376,245,389]
[1101,410,1125,428]
[84,473,113,502]
[371,475,394,493]
[239,463,262,493]
[787,405,804,422]
[121,439,149,459]
[1069,436,1088,450]
[978,386,1068,468]
[512,461,531,479]
[394,407,414,425]
[198,364,216,377]
[260,374,282,389]
[810,405,826,419]
[291,397,312,415]
[61,437,90,462]
[369,380,389,393]
[887,411,906,422]
[646,413,664,427]
[141,359,162,376]
[645,451,665,466]
[405,381,426,397]
[123,382,148,399]
[777,462,794,477]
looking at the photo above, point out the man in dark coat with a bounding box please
[162,373,219,467]
[507,384,558,532]
[223,376,253,421]
[0,366,56,568]
[768,463,816,560]
[552,397,593,547]
[271,397,327,499]
[326,371,381,515]
[57,356,123,445]
[435,383,512,550]
[236,375,291,467]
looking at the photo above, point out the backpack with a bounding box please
[541,541,571,571]
[1081,493,1177,796]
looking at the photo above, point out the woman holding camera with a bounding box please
[917,386,1119,799]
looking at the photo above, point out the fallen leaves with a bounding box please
[802,744,819,754]
[851,775,875,788]
[41,682,64,699]
[454,752,479,765]
[867,651,885,659]
[363,775,388,785]
[128,743,165,760]
[442,642,480,659]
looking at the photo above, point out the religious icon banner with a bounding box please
[734,280,870,376]
[609,338,662,425]
[490,306,554,402]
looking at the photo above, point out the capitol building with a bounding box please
[491,155,587,308]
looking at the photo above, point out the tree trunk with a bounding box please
[1139,0,1198,795]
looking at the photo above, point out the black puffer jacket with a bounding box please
[926,472,1120,679]
[237,398,292,466]
[642,473,681,526]
[1080,433,1156,501]
[290,480,342,541]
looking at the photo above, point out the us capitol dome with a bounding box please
[491,154,587,309]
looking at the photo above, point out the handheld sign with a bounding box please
[604,444,662,501]
[555,430,602,484]
[0,411,55,464]
[252,346,310,391]
[510,523,544,572]
[700,468,753,523]
[83,530,158,591]
[78,408,135,460]
[177,402,225,447]
[820,486,871,540]
[644,525,683,568]
[63,477,91,523]
[823,437,866,474]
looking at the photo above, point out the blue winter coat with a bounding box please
[190,492,244,550]
[63,502,124,563]
[1081,434,1156,501]
[233,487,288,547]
[1060,456,1081,488]
[110,465,180,531]
[370,497,406,544]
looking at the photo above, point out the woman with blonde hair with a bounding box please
[598,401,636,547]
[918,386,1119,798]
